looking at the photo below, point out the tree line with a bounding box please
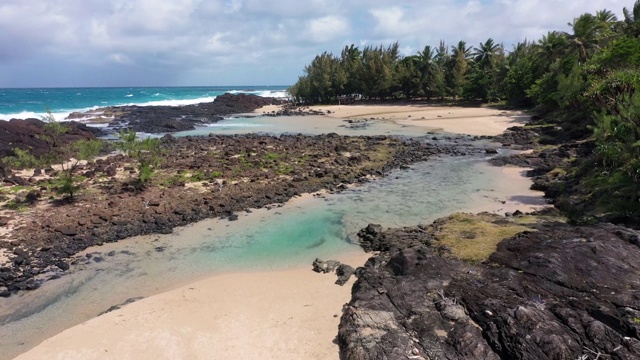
[290,1,640,219]
[288,37,510,103]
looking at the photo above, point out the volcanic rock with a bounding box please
[339,222,640,359]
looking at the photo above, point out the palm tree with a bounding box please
[417,45,438,76]
[535,31,568,67]
[508,40,533,67]
[566,13,600,62]
[622,0,640,36]
[473,38,500,71]
[417,45,444,99]
[451,40,472,60]
[595,9,617,23]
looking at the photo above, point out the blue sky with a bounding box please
[0,0,631,87]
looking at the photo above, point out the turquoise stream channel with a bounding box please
[0,155,513,359]
[0,119,529,359]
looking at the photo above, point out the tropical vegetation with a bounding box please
[290,1,640,220]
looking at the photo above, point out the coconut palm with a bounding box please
[535,31,568,67]
[417,45,438,76]
[451,40,472,60]
[566,13,600,62]
[622,0,640,36]
[416,45,444,98]
[595,9,617,23]
[473,38,500,71]
[508,40,534,67]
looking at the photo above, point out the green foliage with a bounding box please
[116,129,162,184]
[74,139,104,161]
[39,110,69,149]
[288,4,640,219]
[262,152,280,162]
[51,172,82,200]
[505,56,537,106]
[2,148,40,170]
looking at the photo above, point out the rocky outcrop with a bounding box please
[0,119,102,159]
[313,258,341,274]
[0,119,104,179]
[79,93,279,133]
[339,222,640,359]
[312,259,356,286]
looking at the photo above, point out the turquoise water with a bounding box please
[0,104,521,359]
[0,154,512,360]
[0,86,289,121]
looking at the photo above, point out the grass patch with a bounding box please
[432,213,532,263]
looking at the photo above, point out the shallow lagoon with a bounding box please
[0,115,537,359]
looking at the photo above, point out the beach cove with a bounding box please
[1,103,545,359]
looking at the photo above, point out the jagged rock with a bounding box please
[312,258,340,274]
[55,261,69,271]
[83,93,278,134]
[0,118,102,160]
[339,222,640,360]
[356,224,385,252]
[335,264,355,286]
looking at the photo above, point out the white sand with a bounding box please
[15,252,370,360]
[272,104,530,136]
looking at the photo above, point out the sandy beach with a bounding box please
[12,104,545,360]
[15,251,370,360]
[259,104,530,136]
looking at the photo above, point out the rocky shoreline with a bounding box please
[334,120,640,359]
[68,93,280,134]
[339,215,640,359]
[0,131,483,297]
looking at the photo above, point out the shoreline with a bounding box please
[15,250,371,360]
[11,162,547,360]
[6,103,547,359]
[257,103,530,136]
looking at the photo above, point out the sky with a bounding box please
[0,0,632,88]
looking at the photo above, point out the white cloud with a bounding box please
[0,0,632,86]
[308,16,349,43]
[108,53,133,65]
[369,7,407,36]
[205,32,233,53]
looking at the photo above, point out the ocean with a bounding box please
[0,86,290,121]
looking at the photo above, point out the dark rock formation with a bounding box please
[339,222,640,360]
[335,264,355,286]
[313,258,341,274]
[85,93,279,133]
[0,118,102,162]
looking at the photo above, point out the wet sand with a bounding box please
[15,251,370,360]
